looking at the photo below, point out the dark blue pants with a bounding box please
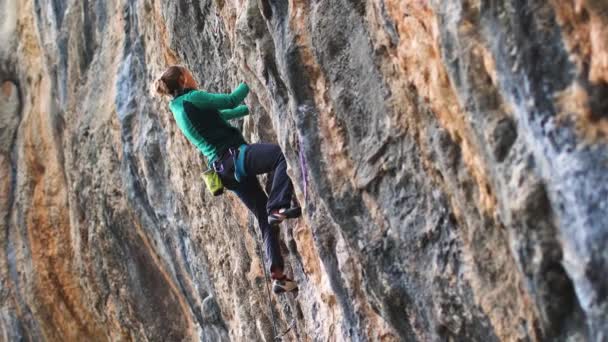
[216,143,294,278]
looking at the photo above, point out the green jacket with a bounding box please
[169,83,250,164]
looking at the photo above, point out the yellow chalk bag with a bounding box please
[202,169,224,196]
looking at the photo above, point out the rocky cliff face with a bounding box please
[1,0,607,341]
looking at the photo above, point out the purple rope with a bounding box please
[298,137,308,205]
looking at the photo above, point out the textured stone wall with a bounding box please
[1,0,607,341]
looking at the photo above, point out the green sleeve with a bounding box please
[220,105,249,120]
[187,83,250,110]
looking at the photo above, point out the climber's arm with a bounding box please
[187,83,250,110]
[220,105,249,120]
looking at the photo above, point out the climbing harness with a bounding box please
[203,144,247,196]
[232,144,248,182]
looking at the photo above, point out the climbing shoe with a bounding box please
[268,207,302,225]
[272,276,298,294]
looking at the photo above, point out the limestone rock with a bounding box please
[0,0,607,341]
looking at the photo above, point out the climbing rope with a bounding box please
[275,319,296,340]
[298,137,309,204]
[255,233,279,340]
[254,227,298,341]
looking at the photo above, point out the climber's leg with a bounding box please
[243,143,295,213]
[232,176,285,279]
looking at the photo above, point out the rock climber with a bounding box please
[154,65,300,294]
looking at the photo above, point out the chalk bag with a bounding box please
[202,169,224,196]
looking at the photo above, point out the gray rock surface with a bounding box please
[0,0,606,340]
